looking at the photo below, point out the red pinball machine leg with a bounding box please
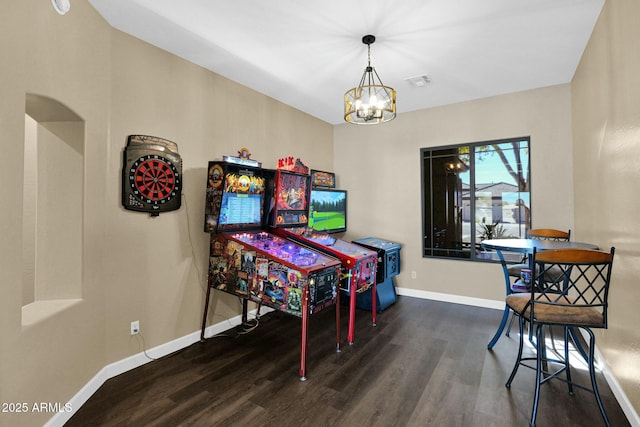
[299,287,309,381]
[335,287,341,353]
[371,280,377,327]
[347,271,357,345]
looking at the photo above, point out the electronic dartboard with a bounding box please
[122,135,182,216]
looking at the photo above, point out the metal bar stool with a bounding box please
[505,247,615,427]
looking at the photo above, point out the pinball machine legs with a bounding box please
[346,275,377,345]
[241,298,249,324]
[335,290,341,353]
[200,283,213,342]
[201,282,340,382]
[300,285,341,381]
[347,273,357,345]
[200,283,259,342]
[300,287,309,381]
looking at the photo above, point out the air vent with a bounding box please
[405,75,431,87]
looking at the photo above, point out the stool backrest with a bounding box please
[527,228,571,241]
[531,247,615,328]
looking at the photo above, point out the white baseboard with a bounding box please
[398,287,640,426]
[45,308,266,427]
[396,286,506,310]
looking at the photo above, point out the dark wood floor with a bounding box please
[66,296,629,426]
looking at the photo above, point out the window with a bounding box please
[421,137,531,261]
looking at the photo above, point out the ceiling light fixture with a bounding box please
[51,0,71,15]
[344,35,396,125]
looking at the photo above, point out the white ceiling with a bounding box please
[87,0,604,125]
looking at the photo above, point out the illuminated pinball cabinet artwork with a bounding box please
[269,160,378,345]
[201,156,342,380]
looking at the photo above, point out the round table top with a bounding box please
[480,238,599,253]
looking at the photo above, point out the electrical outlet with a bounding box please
[130,320,140,335]
[411,271,417,279]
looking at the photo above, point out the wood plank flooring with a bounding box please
[66,296,630,426]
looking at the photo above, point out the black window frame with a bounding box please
[421,137,531,262]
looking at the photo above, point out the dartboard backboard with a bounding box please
[122,135,182,216]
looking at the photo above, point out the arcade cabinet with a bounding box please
[352,237,402,312]
[201,158,342,380]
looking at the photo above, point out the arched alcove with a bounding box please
[22,94,85,326]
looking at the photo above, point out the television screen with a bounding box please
[218,173,265,230]
[309,189,347,233]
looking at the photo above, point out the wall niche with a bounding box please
[22,94,85,326]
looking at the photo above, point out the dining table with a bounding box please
[480,238,599,350]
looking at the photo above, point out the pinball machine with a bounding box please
[268,161,378,345]
[201,157,342,380]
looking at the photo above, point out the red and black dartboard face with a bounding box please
[129,154,181,204]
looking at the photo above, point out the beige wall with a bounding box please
[104,29,333,365]
[2,0,638,425]
[1,2,110,427]
[335,84,575,302]
[0,1,332,426]
[571,0,640,415]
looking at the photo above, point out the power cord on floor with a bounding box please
[234,298,261,336]
[205,300,262,340]
[236,316,260,335]
[206,314,261,339]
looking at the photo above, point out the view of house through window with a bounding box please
[421,137,531,261]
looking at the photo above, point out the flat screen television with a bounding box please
[309,188,347,234]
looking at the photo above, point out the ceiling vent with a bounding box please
[405,75,431,87]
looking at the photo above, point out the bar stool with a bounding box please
[505,247,615,427]
[505,228,570,336]
[507,229,571,282]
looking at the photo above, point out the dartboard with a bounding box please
[129,154,180,204]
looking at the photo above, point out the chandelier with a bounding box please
[344,35,396,125]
